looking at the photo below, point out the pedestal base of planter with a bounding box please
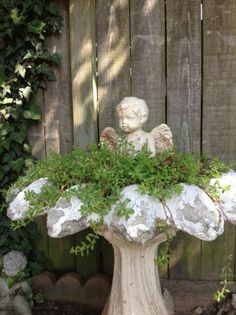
[101,229,170,315]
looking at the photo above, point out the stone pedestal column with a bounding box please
[101,229,169,315]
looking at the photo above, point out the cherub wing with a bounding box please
[150,124,173,154]
[100,127,119,150]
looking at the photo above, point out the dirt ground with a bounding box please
[30,280,236,315]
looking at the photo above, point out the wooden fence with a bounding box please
[29,0,236,281]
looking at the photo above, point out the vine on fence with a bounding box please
[0,0,62,280]
[0,0,62,188]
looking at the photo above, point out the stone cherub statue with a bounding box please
[100,96,173,155]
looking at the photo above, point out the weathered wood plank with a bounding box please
[97,0,131,132]
[201,224,235,281]
[43,0,75,271]
[96,0,131,278]
[70,0,97,149]
[166,0,201,153]
[28,89,49,258]
[166,0,202,280]
[69,0,100,276]
[28,89,46,160]
[169,232,201,280]
[202,0,236,162]
[130,0,166,129]
[201,0,236,280]
[100,237,114,277]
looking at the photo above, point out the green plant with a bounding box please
[70,233,100,257]
[0,0,61,285]
[0,0,61,188]
[7,144,229,231]
[214,229,234,302]
[154,220,174,267]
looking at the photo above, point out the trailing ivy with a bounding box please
[0,0,62,188]
[0,0,62,282]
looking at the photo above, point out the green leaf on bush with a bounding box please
[23,105,41,120]
[10,9,24,25]
[27,20,46,34]
[15,63,26,78]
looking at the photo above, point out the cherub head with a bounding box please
[116,97,149,133]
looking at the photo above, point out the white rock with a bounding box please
[2,251,27,277]
[165,184,224,241]
[104,185,166,243]
[210,171,236,223]
[12,295,32,315]
[7,178,48,220]
[47,196,87,238]
[105,184,224,243]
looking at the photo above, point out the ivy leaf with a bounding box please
[8,158,25,173]
[0,71,7,85]
[23,104,41,120]
[15,63,26,78]
[27,20,46,34]
[47,3,59,15]
[49,53,61,65]
[10,9,24,25]
[0,97,13,104]
[19,86,32,101]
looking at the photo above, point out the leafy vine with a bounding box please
[0,0,62,282]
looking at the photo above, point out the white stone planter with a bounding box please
[8,171,236,315]
[100,229,170,315]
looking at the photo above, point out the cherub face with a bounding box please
[118,109,143,133]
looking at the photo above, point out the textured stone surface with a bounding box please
[47,196,87,238]
[0,278,32,315]
[12,295,31,315]
[7,178,48,220]
[210,170,236,223]
[164,184,224,241]
[2,251,27,277]
[104,184,224,243]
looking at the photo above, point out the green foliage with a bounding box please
[155,220,174,267]
[70,233,100,257]
[0,0,61,285]
[214,252,234,302]
[214,280,231,302]
[0,0,62,188]
[8,144,229,230]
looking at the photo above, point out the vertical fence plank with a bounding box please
[202,0,236,162]
[201,0,236,280]
[130,0,166,278]
[70,0,100,277]
[43,0,75,271]
[166,0,202,280]
[70,0,97,149]
[96,0,131,276]
[97,0,131,132]
[28,90,49,258]
[130,0,166,128]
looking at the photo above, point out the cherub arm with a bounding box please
[151,124,173,154]
[100,127,118,150]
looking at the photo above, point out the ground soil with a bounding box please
[31,280,236,315]
[32,301,99,315]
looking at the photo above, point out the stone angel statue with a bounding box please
[100,97,173,156]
